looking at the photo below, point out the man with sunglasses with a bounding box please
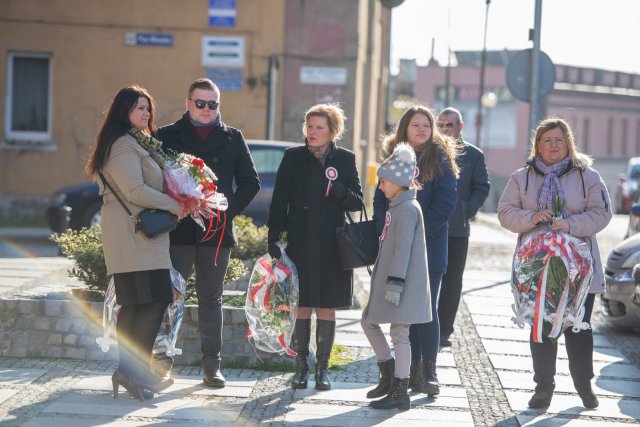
[156,78,260,387]
[436,107,490,348]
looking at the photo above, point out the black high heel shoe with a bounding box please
[134,377,174,394]
[112,370,145,401]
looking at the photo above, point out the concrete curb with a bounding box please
[0,227,52,239]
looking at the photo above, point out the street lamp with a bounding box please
[475,0,491,149]
[481,92,497,150]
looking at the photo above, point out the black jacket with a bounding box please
[156,113,260,247]
[448,140,490,238]
[268,144,363,308]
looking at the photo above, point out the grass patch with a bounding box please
[328,344,350,370]
[0,217,48,228]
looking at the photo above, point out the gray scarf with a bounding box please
[534,155,571,215]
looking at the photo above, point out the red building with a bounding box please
[412,50,640,210]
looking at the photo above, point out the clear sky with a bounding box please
[391,0,640,75]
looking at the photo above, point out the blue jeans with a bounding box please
[409,270,443,362]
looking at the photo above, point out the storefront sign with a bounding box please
[206,68,243,91]
[209,0,237,27]
[201,36,244,67]
[300,67,348,86]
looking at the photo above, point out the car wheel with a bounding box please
[80,203,102,229]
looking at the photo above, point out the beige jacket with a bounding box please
[99,134,180,275]
[498,163,612,294]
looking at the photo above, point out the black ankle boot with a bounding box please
[528,387,554,408]
[367,358,395,398]
[409,359,422,393]
[291,319,311,389]
[315,319,335,390]
[575,382,598,409]
[421,360,440,396]
[370,377,410,410]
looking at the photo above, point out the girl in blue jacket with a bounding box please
[373,105,458,396]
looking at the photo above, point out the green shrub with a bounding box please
[51,225,252,299]
[231,215,268,260]
[50,226,111,294]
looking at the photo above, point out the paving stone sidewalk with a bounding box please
[1,220,639,425]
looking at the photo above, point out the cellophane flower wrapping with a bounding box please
[163,153,228,232]
[245,242,299,355]
[96,268,186,356]
[511,230,594,343]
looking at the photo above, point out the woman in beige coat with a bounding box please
[86,86,181,401]
[498,118,612,410]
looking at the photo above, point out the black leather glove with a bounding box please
[330,182,347,200]
[268,242,282,260]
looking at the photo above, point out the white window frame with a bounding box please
[4,51,54,146]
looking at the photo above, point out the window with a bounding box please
[249,146,286,174]
[4,52,53,145]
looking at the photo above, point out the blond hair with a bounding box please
[529,117,592,168]
[302,103,346,141]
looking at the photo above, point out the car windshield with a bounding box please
[630,163,640,180]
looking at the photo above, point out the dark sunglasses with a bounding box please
[436,121,456,129]
[191,99,219,110]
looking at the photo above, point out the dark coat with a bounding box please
[156,113,260,247]
[374,155,457,275]
[448,140,490,238]
[268,144,363,308]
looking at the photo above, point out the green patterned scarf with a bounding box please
[127,128,167,169]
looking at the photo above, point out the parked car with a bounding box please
[601,232,640,329]
[626,201,640,239]
[46,140,300,233]
[630,263,640,323]
[615,156,640,214]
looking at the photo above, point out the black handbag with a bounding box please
[99,173,177,239]
[335,207,379,273]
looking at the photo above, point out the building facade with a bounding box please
[0,0,391,218]
[413,51,640,210]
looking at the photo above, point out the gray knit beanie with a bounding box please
[377,142,417,187]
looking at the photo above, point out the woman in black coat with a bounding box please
[268,103,363,391]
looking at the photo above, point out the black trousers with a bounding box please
[438,236,469,339]
[170,245,231,370]
[530,293,596,391]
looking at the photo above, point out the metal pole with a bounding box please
[265,54,279,140]
[475,0,490,149]
[528,0,543,144]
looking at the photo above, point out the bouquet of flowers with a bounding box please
[245,241,299,355]
[127,128,228,245]
[164,152,228,240]
[96,268,186,356]
[511,204,594,342]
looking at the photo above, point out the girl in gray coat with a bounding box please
[361,143,431,410]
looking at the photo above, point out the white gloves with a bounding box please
[384,278,404,307]
[385,289,401,306]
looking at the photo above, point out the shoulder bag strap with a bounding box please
[98,172,135,218]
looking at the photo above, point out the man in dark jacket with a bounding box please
[437,107,490,347]
[156,78,260,387]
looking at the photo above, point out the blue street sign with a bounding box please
[209,0,236,27]
[124,32,174,47]
[207,68,243,91]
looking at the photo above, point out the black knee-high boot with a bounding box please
[315,319,336,390]
[528,332,557,408]
[565,328,598,408]
[291,319,311,389]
